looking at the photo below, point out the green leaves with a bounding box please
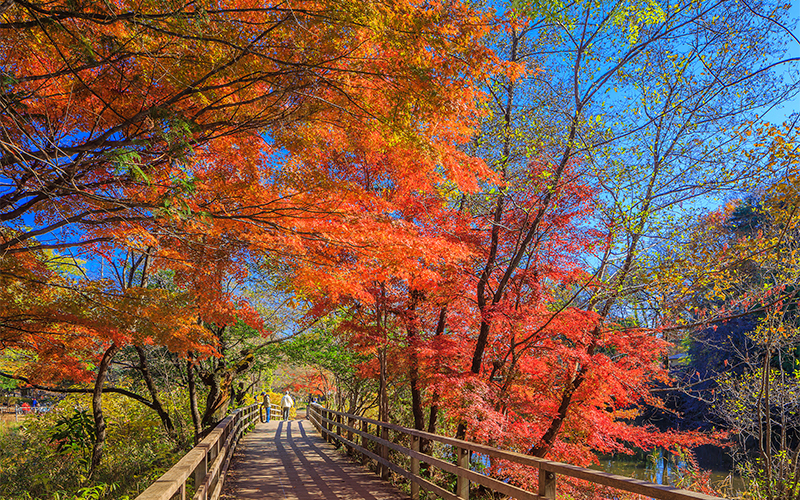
[110,149,148,184]
[49,409,96,468]
[515,0,666,41]
[611,0,666,45]
[515,0,571,25]
[0,73,18,88]
[0,373,18,390]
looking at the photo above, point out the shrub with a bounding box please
[0,392,188,499]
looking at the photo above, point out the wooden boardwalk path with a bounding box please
[221,415,410,500]
[138,404,725,500]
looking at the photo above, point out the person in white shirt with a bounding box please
[280,391,294,420]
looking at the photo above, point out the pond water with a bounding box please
[593,446,745,496]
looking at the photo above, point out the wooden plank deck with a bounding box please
[221,415,410,500]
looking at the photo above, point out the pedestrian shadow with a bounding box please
[295,421,384,500]
[277,420,367,499]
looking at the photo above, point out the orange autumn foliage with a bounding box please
[1,0,494,381]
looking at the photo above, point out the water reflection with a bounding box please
[592,446,744,496]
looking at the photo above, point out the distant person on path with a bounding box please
[280,391,294,420]
[261,392,271,422]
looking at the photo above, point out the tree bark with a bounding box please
[0,0,14,16]
[407,290,425,431]
[135,346,176,439]
[199,350,254,429]
[378,345,390,479]
[187,357,202,444]
[200,368,223,429]
[424,307,445,462]
[89,343,118,477]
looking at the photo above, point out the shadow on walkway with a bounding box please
[222,417,409,499]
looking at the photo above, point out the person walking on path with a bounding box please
[280,391,294,420]
[261,391,271,422]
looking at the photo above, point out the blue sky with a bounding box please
[762,0,800,125]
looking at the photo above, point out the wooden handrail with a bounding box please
[136,403,259,500]
[307,403,728,500]
[267,403,281,420]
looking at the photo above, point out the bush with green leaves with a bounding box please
[49,410,95,470]
[0,393,188,499]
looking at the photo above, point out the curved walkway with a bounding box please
[221,415,409,499]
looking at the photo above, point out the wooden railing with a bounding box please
[136,403,260,500]
[265,402,281,421]
[307,403,728,500]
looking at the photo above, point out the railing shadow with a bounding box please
[306,403,728,500]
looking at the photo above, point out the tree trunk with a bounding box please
[135,346,176,439]
[407,290,425,431]
[378,346,390,479]
[89,343,119,477]
[530,201,644,456]
[200,370,223,429]
[528,369,584,457]
[187,358,202,444]
[378,348,388,422]
[233,374,259,406]
[199,350,254,429]
[423,307,445,467]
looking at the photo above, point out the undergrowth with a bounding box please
[0,393,191,500]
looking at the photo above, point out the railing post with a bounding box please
[324,409,332,443]
[361,420,370,465]
[456,447,469,499]
[411,434,420,500]
[539,468,556,499]
[380,424,389,479]
[334,413,343,448]
[193,454,207,496]
[347,415,354,454]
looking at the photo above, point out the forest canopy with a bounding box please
[0,0,798,498]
